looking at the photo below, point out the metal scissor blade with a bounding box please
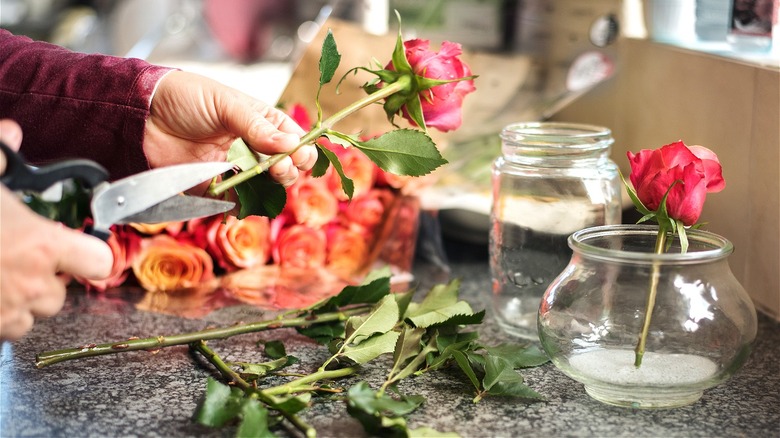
[119,195,235,224]
[90,161,234,233]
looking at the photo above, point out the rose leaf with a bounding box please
[354,129,447,176]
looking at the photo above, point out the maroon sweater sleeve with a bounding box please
[0,29,173,180]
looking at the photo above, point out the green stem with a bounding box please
[35,306,370,368]
[634,226,668,368]
[208,77,411,196]
[261,366,360,397]
[191,341,316,438]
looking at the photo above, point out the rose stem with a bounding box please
[35,306,370,368]
[191,340,316,438]
[208,77,411,196]
[634,226,667,367]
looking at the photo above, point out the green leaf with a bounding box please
[296,324,345,345]
[387,326,425,378]
[346,382,424,436]
[400,93,427,131]
[236,399,275,438]
[322,273,391,309]
[342,331,400,364]
[227,138,261,171]
[482,355,511,392]
[452,350,481,392]
[483,343,550,369]
[319,30,341,85]
[234,356,294,380]
[390,13,414,76]
[323,131,359,149]
[387,331,438,385]
[424,332,479,371]
[394,290,415,319]
[196,377,244,427]
[405,280,479,328]
[263,340,286,359]
[310,147,329,177]
[270,393,311,415]
[316,143,354,199]
[354,129,447,177]
[234,173,287,219]
[345,295,399,343]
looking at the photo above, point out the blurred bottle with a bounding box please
[696,0,732,41]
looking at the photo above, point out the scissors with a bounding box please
[0,141,235,240]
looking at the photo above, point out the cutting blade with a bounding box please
[90,161,234,233]
[119,194,235,224]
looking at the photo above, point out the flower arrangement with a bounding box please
[623,140,725,367]
[77,106,423,299]
[71,18,476,304]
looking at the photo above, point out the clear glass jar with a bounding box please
[489,122,621,340]
[538,225,758,409]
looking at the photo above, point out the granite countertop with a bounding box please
[1,241,779,437]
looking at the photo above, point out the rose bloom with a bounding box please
[128,221,185,236]
[203,215,271,272]
[272,224,327,269]
[132,235,215,291]
[628,141,725,226]
[343,188,394,230]
[287,175,339,227]
[322,140,378,201]
[390,39,475,132]
[78,225,142,292]
[326,225,371,278]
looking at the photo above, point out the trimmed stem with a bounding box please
[191,341,316,438]
[208,77,411,196]
[634,226,668,367]
[35,306,370,368]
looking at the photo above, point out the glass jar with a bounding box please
[489,122,621,340]
[538,225,758,409]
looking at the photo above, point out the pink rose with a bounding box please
[343,189,394,230]
[390,39,475,132]
[628,141,725,226]
[287,175,339,227]
[132,235,215,291]
[271,224,327,269]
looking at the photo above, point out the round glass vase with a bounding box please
[538,225,758,409]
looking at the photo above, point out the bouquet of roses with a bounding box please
[72,17,476,299]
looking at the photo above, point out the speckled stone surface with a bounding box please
[1,241,779,437]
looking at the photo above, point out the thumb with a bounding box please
[53,225,114,280]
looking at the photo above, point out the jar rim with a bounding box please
[569,225,734,263]
[501,122,614,157]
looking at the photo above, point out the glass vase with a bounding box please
[538,225,758,409]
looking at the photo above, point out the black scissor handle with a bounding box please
[0,140,109,192]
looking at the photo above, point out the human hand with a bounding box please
[144,71,318,190]
[0,119,113,341]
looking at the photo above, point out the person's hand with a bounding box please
[144,71,318,190]
[0,119,113,341]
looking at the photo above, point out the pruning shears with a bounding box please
[0,141,235,240]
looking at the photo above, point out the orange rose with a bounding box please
[287,175,339,228]
[132,235,215,291]
[326,225,370,278]
[272,224,327,269]
[205,215,271,272]
[128,221,185,236]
